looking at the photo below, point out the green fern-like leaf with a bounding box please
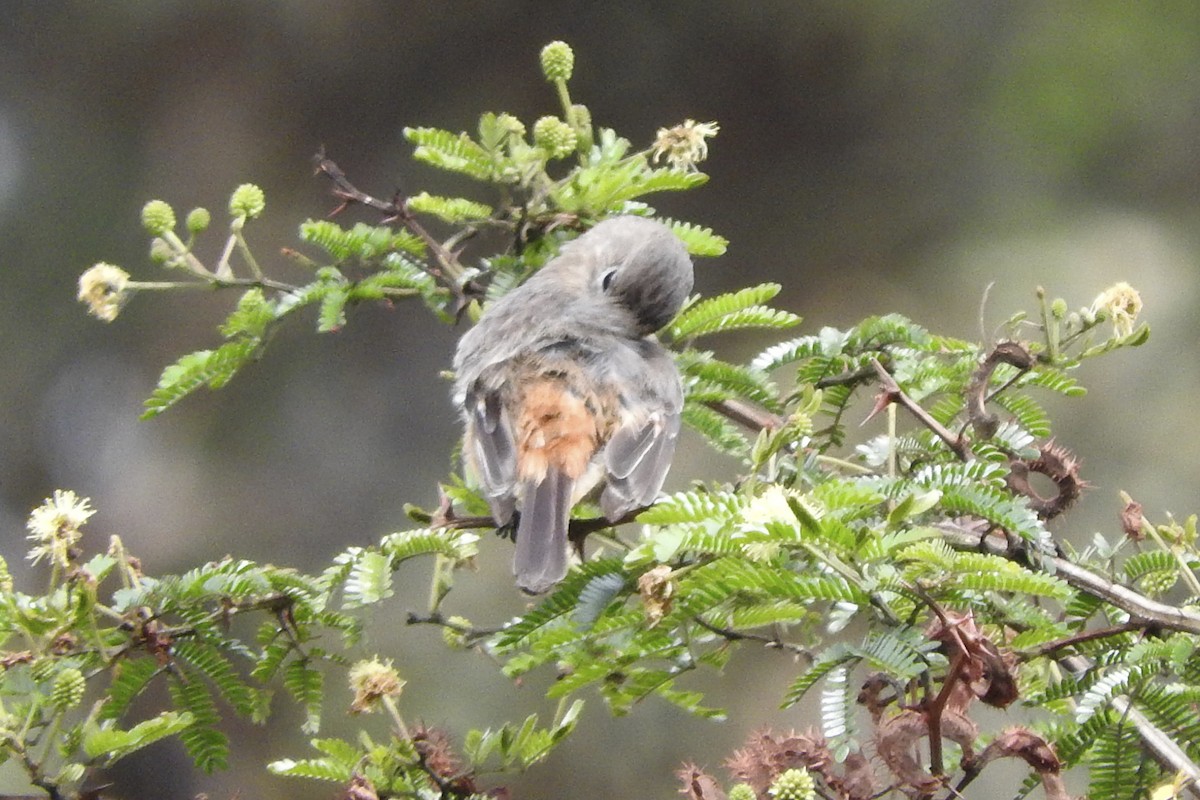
[493,559,626,650]
[404,126,493,180]
[606,171,710,203]
[783,644,857,707]
[268,755,354,783]
[819,664,857,759]
[172,641,262,718]
[857,627,934,680]
[1075,665,1133,724]
[678,350,782,411]
[299,219,425,261]
[1133,684,1200,759]
[219,289,276,339]
[1021,367,1087,397]
[101,657,160,720]
[663,219,728,257]
[406,192,493,223]
[342,550,394,609]
[284,658,324,735]
[668,284,800,340]
[752,334,827,373]
[637,489,745,525]
[681,401,749,455]
[142,339,260,419]
[83,711,195,764]
[1088,718,1157,800]
[317,282,350,332]
[728,600,812,629]
[950,552,1072,599]
[168,672,228,772]
[379,527,480,563]
[991,393,1052,438]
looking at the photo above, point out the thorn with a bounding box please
[861,389,897,426]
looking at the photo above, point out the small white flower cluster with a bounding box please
[26,489,94,568]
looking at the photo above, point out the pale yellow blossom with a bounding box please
[26,490,94,568]
[77,263,131,322]
[651,119,719,172]
[348,658,405,714]
[1090,281,1142,338]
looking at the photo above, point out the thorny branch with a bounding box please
[416,211,1197,793]
[313,151,478,310]
[869,358,970,460]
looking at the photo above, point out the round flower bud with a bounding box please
[1050,298,1068,319]
[496,113,526,138]
[229,183,266,219]
[186,207,211,233]
[51,667,86,710]
[540,41,574,82]
[728,784,757,800]
[149,237,174,264]
[140,200,176,235]
[769,768,815,800]
[533,116,577,159]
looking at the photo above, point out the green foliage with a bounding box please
[65,36,1188,800]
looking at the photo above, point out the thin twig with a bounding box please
[1020,622,1144,660]
[312,151,473,305]
[691,616,813,659]
[405,611,501,645]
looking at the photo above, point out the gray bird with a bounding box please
[453,217,694,594]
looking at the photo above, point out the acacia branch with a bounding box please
[691,615,813,659]
[870,358,971,460]
[312,151,477,307]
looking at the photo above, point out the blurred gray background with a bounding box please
[2,2,1199,798]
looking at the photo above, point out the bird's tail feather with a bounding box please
[514,470,572,594]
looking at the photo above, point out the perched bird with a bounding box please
[453,217,694,594]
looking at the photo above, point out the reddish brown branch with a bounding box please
[312,151,478,309]
[870,358,971,460]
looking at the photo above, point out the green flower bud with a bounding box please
[769,768,815,800]
[186,207,211,233]
[441,615,472,649]
[533,116,577,159]
[141,200,176,235]
[496,113,526,138]
[1050,298,1068,319]
[540,41,574,82]
[229,183,266,219]
[149,237,174,264]
[51,667,86,710]
[728,784,757,800]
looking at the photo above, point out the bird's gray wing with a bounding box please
[467,389,517,525]
[599,408,681,521]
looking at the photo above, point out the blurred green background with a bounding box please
[2,2,1199,797]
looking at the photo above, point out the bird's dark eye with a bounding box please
[600,269,618,292]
